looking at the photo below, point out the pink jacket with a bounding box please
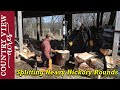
[41,38,51,60]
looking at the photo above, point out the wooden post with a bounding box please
[65,14,72,49]
[36,17,40,41]
[108,11,116,26]
[65,14,72,33]
[22,17,24,35]
[60,29,61,37]
[49,28,50,33]
[40,17,42,36]
[112,11,120,67]
[17,11,23,53]
[100,12,104,26]
[96,12,100,28]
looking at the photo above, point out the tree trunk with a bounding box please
[108,11,116,26]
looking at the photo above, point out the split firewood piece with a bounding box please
[15,46,19,50]
[77,52,94,60]
[74,52,94,69]
[19,43,36,59]
[19,51,29,59]
[89,52,98,57]
[74,52,94,62]
[23,46,31,53]
[74,58,79,68]
[74,56,84,63]
[28,52,35,58]
[100,48,112,56]
[19,51,35,59]
[90,58,104,70]
[79,62,94,71]
[36,56,42,62]
[105,56,114,68]
[15,50,20,58]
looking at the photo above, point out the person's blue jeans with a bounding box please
[41,52,49,68]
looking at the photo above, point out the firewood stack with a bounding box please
[74,49,114,71]
[100,48,114,69]
[74,52,99,71]
[15,39,42,62]
[19,45,35,60]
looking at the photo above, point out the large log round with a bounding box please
[56,50,70,66]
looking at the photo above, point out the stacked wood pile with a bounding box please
[19,45,35,59]
[23,37,42,60]
[15,38,42,62]
[74,49,114,71]
[29,38,42,51]
[74,52,103,71]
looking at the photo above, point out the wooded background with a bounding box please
[15,12,116,40]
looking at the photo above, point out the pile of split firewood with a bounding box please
[15,39,42,62]
[74,48,114,71]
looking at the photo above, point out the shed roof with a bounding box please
[21,11,104,18]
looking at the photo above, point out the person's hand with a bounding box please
[69,41,73,46]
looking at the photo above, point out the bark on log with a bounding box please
[74,52,94,68]
[79,62,94,71]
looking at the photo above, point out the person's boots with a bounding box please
[48,59,52,70]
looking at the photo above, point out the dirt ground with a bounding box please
[15,59,87,79]
[15,57,120,79]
